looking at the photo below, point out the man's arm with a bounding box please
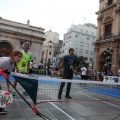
[74,64,77,72]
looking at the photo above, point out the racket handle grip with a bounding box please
[0,69,7,79]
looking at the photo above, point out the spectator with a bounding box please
[81,66,87,80]
[28,59,36,74]
[108,70,113,76]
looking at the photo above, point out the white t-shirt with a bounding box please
[118,69,120,76]
[0,57,15,72]
[81,67,87,75]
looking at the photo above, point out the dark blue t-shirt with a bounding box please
[63,55,77,74]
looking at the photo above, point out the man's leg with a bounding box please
[65,74,72,99]
[58,82,65,99]
[65,82,72,98]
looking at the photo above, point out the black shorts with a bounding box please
[81,75,86,79]
[28,69,33,74]
[63,73,73,79]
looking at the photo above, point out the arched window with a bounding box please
[104,16,113,39]
[0,42,12,50]
[0,42,13,57]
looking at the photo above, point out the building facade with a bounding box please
[63,23,97,67]
[94,0,120,75]
[0,17,45,67]
[41,30,62,64]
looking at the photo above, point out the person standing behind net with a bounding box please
[0,50,22,114]
[58,48,77,99]
[12,42,31,96]
[81,66,87,80]
[28,59,36,74]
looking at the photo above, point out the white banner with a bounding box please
[103,76,120,83]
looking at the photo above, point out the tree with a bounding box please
[77,56,89,71]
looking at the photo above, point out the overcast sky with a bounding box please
[0,0,99,39]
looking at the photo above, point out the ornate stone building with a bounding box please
[94,0,120,75]
[0,17,45,67]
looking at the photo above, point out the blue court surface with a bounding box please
[86,87,120,99]
[0,75,60,85]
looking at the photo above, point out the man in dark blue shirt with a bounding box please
[58,48,77,99]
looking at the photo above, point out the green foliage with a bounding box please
[77,56,89,71]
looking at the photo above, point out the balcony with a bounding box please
[104,34,112,39]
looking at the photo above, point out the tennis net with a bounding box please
[11,73,120,104]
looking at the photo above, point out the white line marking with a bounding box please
[49,102,75,120]
[79,91,120,108]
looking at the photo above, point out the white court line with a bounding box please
[79,91,120,109]
[49,102,75,120]
[14,93,120,109]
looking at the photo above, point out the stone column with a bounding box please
[114,8,120,36]
[93,47,99,72]
[97,17,102,40]
[112,45,119,75]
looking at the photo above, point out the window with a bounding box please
[91,32,94,36]
[90,58,93,62]
[48,58,51,62]
[90,51,93,56]
[85,50,88,54]
[79,49,83,56]
[81,35,85,39]
[66,41,68,45]
[85,50,88,57]
[65,48,68,53]
[74,48,78,54]
[68,40,71,45]
[108,0,112,6]
[86,36,90,40]
[80,42,84,46]
[75,41,79,45]
[50,45,52,48]
[92,37,95,41]
[49,52,51,55]
[86,43,89,47]
[105,24,112,39]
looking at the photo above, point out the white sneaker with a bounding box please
[23,90,28,96]
[0,109,7,114]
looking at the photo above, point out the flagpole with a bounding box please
[0,70,51,120]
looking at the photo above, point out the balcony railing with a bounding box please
[104,34,112,39]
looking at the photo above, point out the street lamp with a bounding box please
[103,48,113,74]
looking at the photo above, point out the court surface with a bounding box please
[0,75,120,120]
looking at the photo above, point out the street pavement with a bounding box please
[1,81,120,120]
